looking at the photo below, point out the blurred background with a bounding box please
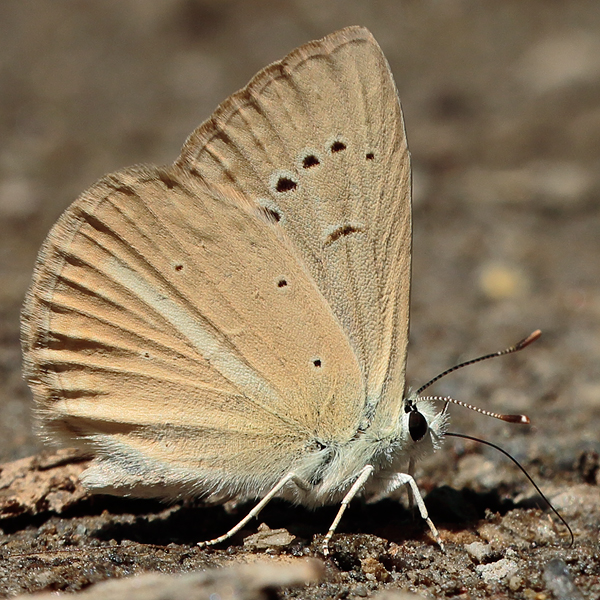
[1,1,598,494]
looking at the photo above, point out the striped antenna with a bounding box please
[416,330,541,397]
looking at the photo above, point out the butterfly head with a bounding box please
[400,391,449,457]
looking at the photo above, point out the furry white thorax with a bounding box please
[277,394,449,508]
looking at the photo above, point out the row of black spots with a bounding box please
[301,143,374,167]
[328,140,374,161]
[274,143,375,194]
[276,142,345,192]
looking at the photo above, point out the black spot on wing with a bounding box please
[325,224,363,246]
[330,141,347,153]
[275,176,297,193]
[302,154,320,168]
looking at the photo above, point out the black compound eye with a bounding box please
[409,410,428,442]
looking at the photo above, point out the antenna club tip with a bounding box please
[517,329,542,350]
[501,413,531,424]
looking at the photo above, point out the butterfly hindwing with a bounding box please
[22,166,364,497]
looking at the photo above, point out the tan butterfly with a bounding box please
[22,26,533,554]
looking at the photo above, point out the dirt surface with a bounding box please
[0,1,599,598]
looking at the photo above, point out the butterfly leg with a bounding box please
[371,472,444,551]
[406,457,416,514]
[198,471,307,548]
[322,464,374,556]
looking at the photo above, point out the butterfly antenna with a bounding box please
[421,394,530,424]
[445,431,574,547]
[415,330,541,398]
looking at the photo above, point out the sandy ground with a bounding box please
[0,1,599,598]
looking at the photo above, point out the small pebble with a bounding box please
[476,558,519,583]
[543,558,584,600]
[465,541,493,563]
[243,523,295,550]
[509,575,523,591]
[361,556,391,582]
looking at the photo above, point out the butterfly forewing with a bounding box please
[178,26,411,427]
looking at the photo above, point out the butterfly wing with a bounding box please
[178,26,411,429]
[22,26,411,500]
[22,167,365,498]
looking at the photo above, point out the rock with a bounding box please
[14,559,323,600]
[476,558,519,583]
[543,558,585,600]
[243,523,296,550]
[464,541,493,563]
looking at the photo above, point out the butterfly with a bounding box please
[22,26,536,554]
